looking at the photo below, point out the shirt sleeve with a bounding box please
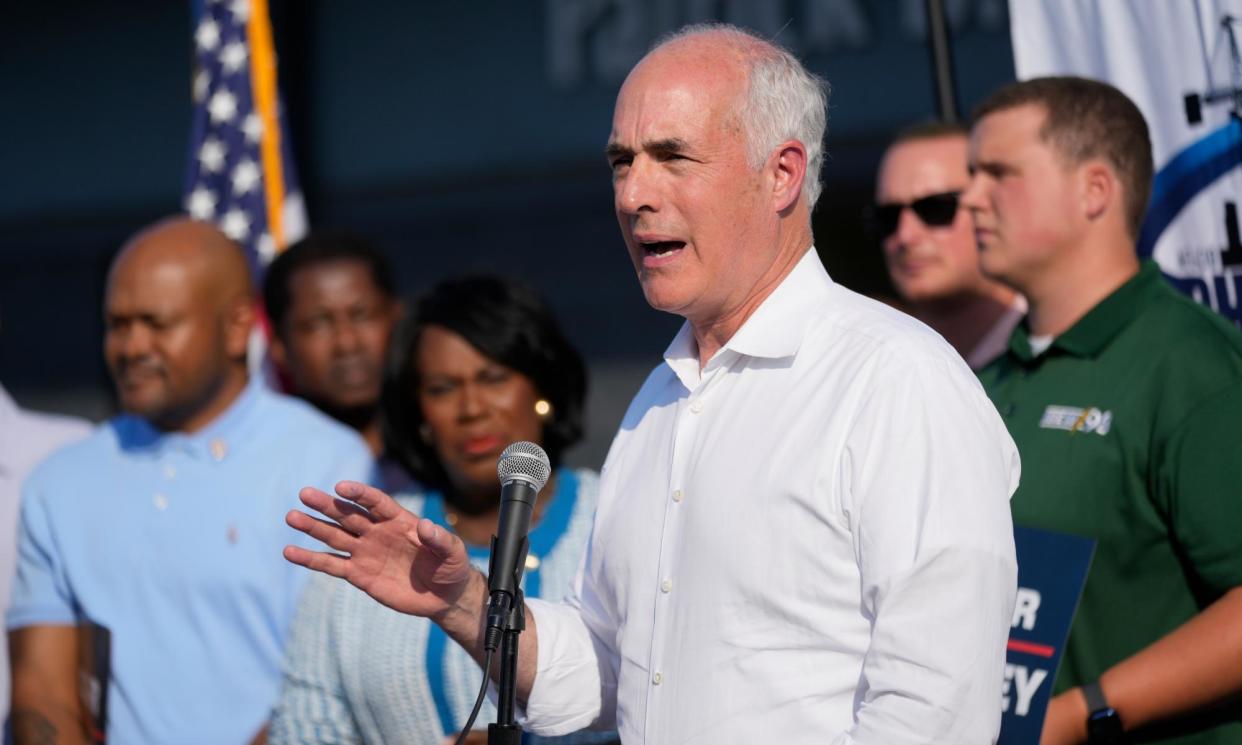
[6,478,78,629]
[840,355,1019,745]
[1156,381,1242,597]
[268,572,362,745]
[520,552,621,736]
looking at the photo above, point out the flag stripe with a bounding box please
[184,0,306,279]
[246,0,287,250]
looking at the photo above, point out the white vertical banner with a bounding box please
[1009,0,1242,325]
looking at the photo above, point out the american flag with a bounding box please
[183,0,306,279]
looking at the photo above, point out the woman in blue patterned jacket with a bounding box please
[270,276,617,745]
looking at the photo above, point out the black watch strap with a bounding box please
[1083,681,1124,743]
[1082,680,1109,713]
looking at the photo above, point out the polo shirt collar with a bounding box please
[119,379,265,460]
[664,247,830,388]
[1008,261,1162,363]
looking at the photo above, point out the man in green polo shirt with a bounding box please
[967,76,1242,744]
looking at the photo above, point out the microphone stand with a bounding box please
[489,587,525,745]
[482,442,548,745]
[486,529,530,745]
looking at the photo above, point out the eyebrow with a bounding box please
[968,159,1013,177]
[604,137,692,161]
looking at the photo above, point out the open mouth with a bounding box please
[640,240,686,258]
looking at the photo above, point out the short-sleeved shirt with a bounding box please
[979,262,1242,743]
[7,381,374,745]
[0,385,92,727]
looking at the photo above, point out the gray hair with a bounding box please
[655,24,831,208]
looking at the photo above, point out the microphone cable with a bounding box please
[453,647,495,745]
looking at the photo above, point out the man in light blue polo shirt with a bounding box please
[7,218,373,745]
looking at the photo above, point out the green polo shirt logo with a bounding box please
[1038,405,1112,435]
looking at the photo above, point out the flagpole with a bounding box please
[925,0,960,123]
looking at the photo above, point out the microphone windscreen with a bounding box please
[497,441,551,491]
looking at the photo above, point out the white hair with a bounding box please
[655,23,831,208]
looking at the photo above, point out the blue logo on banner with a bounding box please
[998,526,1095,745]
[1138,118,1242,260]
[1139,118,1242,325]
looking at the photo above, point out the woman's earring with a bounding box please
[534,399,553,418]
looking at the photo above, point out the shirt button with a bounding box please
[652,671,663,685]
[209,439,228,462]
[163,464,177,479]
[660,578,673,593]
[153,493,169,511]
[672,489,683,503]
[689,399,703,414]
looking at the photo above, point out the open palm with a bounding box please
[284,480,476,619]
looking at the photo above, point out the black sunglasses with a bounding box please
[867,191,962,238]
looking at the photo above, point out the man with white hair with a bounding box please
[285,24,1020,744]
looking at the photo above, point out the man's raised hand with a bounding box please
[284,480,478,621]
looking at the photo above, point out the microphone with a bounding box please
[484,441,551,651]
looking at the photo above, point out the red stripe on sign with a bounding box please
[1007,639,1055,658]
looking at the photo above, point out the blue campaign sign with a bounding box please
[998,526,1095,745]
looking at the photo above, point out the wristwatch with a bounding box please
[1083,681,1124,743]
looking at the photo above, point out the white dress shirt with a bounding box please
[524,249,1020,744]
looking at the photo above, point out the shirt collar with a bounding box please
[1007,261,1162,363]
[663,248,831,388]
[117,378,265,459]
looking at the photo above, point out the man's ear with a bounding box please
[770,140,808,214]
[1080,160,1115,224]
[223,298,256,360]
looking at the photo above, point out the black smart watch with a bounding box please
[1083,681,1124,743]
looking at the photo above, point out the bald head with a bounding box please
[645,24,771,72]
[109,217,253,310]
[104,217,255,432]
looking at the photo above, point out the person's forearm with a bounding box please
[1045,587,1242,743]
[9,628,89,745]
[434,568,539,704]
[1095,585,1242,731]
[9,707,87,745]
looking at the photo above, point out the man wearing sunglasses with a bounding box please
[873,122,1024,369]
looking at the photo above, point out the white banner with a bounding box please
[1009,0,1242,325]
